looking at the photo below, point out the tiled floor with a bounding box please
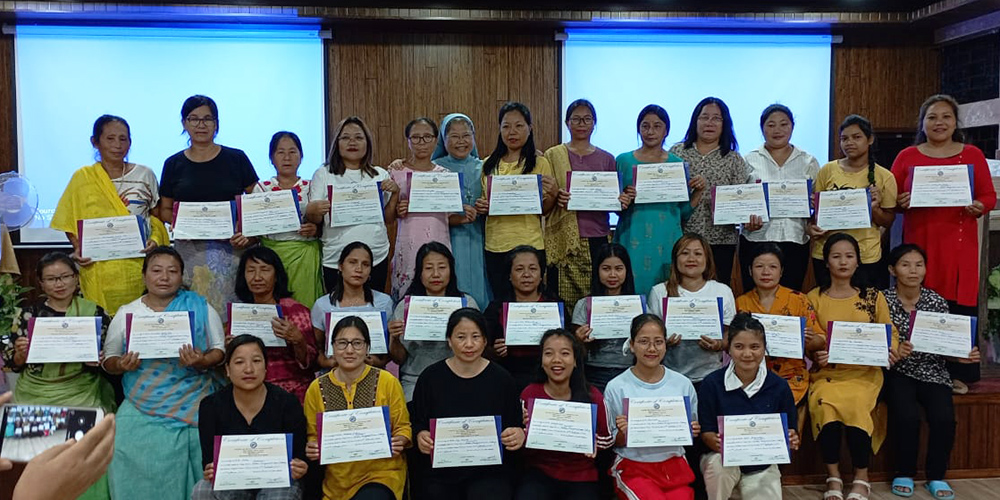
[783,478,1000,499]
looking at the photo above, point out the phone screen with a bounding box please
[0,404,104,462]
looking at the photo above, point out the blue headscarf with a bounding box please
[431,113,483,204]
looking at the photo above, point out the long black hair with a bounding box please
[534,329,592,404]
[915,94,965,145]
[326,116,377,177]
[235,246,293,303]
[225,334,268,365]
[590,243,635,297]
[819,233,872,293]
[403,242,464,298]
[329,241,375,305]
[682,97,738,157]
[839,114,877,186]
[483,102,537,177]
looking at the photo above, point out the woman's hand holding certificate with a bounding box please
[430,416,504,468]
[318,407,393,465]
[326,311,389,355]
[908,311,976,358]
[908,165,973,208]
[487,175,542,215]
[125,311,195,359]
[26,317,101,364]
[815,189,871,230]
[403,296,466,341]
[212,434,292,491]
[826,321,891,367]
[663,297,724,340]
[566,171,621,212]
[172,201,236,240]
[712,184,769,225]
[503,302,565,346]
[237,191,302,237]
[720,414,791,467]
[78,216,146,262]
[524,399,596,455]
[623,396,693,447]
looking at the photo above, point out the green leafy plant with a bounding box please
[0,274,29,371]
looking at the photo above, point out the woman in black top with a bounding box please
[410,308,525,500]
[158,95,259,322]
[192,335,308,500]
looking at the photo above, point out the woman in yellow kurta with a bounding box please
[807,233,906,500]
[304,315,411,500]
[735,242,824,421]
[50,115,169,315]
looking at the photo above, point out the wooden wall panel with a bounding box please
[326,31,561,166]
[0,36,13,173]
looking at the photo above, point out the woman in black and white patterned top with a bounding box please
[882,243,979,499]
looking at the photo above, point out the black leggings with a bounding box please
[887,370,956,480]
[322,258,389,295]
[818,422,872,469]
[350,482,395,500]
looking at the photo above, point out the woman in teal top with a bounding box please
[430,113,491,309]
[615,105,707,297]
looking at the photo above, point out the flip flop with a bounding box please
[925,480,955,500]
[891,477,914,497]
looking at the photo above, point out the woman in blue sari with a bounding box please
[102,246,226,499]
[430,113,491,309]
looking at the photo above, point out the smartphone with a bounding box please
[0,404,104,462]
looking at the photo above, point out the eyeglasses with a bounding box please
[185,116,216,126]
[409,135,436,144]
[41,274,77,285]
[634,338,666,348]
[697,116,724,124]
[334,339,367,351]
[569,116,594,126]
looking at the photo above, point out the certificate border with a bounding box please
[486,174,544,216]
[662,297,725,339]
[524,398,598,455]
[906,310,977,353]
[125,311,196,356]
[565,171,622,212]
[171,201,238,240]
[211,433,294,489]
[77,215,147,261]
[25,316,102,364]
[622,395,694,446]
[501,301,566,345]
[429,415,504,467]
[406,170,466,213]
[402,296,468,343]
[825,320,892,366]
[327,181,387,228]
[631,162,691,205]
[814,188,872,230]
[235,190,302,236]
[761,179,813,219]
[710,183,770,225]
[719,413,791,467]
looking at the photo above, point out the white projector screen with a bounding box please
[562,30,832,166]
[14,24,326,243]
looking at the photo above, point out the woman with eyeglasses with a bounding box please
[304,316,411,500]
[252,131,324,307]
[306,116,400,293]
[0,252,116,499]
[157,95,260,323]
[388,117,453,301]
[604,314,701,500]
[50,114,169,316]
[670,97,758,288]
[544,99,624,312]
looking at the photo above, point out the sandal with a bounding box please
[925,480,956,500]
[847,479,871,500]
[891,477,915,497]
[823,477,845,500]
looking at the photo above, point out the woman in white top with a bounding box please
[740,104,820,292]
[305,116,400,293]
[647,232,737,384]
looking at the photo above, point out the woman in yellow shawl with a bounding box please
[545,99,627,314]
[50,115,169,315]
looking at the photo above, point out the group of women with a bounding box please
[0,90,993,500]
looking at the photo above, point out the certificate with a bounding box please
[908,310,976,358]
[720,414,790,467]
[125,311,195,359]
[326,311,389,356]
[764,180,812,219]
[525,399,597,455]
[624,396,693,447]
[487,175,542,216]
[407,171,464,213]
[328,181,385,228]
[503,302,565,346]
[712,184,769,225]
[587,295,646,340]
[172,201,236,240]
[26,317,101,364]
[430,415,503,468]
[317,407,392,465]
[909,165,974,208]
[228,303,284,347]
[663,297,724,340]
[815,189,871,230]
[212,433,292,491]
[566,171,621,212]
[403,296,467,341]
[237,191,301,237]
[633,163,689,204]
[751,313,805,359]
[826,321,891,367]
[77,215,146,262]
